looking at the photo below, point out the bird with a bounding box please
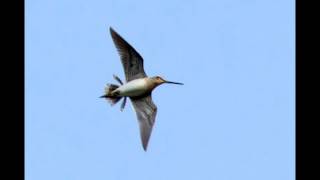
[100,27,183,151]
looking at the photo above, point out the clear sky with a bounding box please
[26,0,295,179]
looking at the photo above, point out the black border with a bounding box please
[3,0,24,179]
[296,0,309,179]
[296,0,300,178]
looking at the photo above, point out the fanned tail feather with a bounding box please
[107,96,122,106]
[101,75,127,111]
[102,84,122,106]
[105,83,119,95]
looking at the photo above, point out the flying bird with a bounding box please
[101,27,183,151]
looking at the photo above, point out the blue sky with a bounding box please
[25,0,295,179]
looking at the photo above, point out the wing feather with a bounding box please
[130,95,157,151]
[110,27,147,82]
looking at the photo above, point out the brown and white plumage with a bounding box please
[110,27,156,151]
[102,27,183,151]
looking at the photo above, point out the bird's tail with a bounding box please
[101,75,127,111]
[100,84,122,106]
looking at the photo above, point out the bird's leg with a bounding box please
[120,97,127,111]
[113,74,123,85]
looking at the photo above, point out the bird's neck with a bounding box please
[145,78,160,90]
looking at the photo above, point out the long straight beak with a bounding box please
[165,80,184,85]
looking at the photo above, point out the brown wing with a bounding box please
[110,27,147,82]
[130,94,157,151]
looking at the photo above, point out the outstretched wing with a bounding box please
[110,27,147,82]
[130,94,157,151]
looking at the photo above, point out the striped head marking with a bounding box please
[151,76,184,85]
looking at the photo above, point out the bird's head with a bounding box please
[151,76,184,86]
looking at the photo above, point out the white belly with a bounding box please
[116,79,149,97]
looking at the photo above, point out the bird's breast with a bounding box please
[117,78,151,97]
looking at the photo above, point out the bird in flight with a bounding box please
[101,27,183,151]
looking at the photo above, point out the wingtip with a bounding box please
[142,144,148,151]
[109,27,114,34]
[109,27,120,39]
[142,137,150,151]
